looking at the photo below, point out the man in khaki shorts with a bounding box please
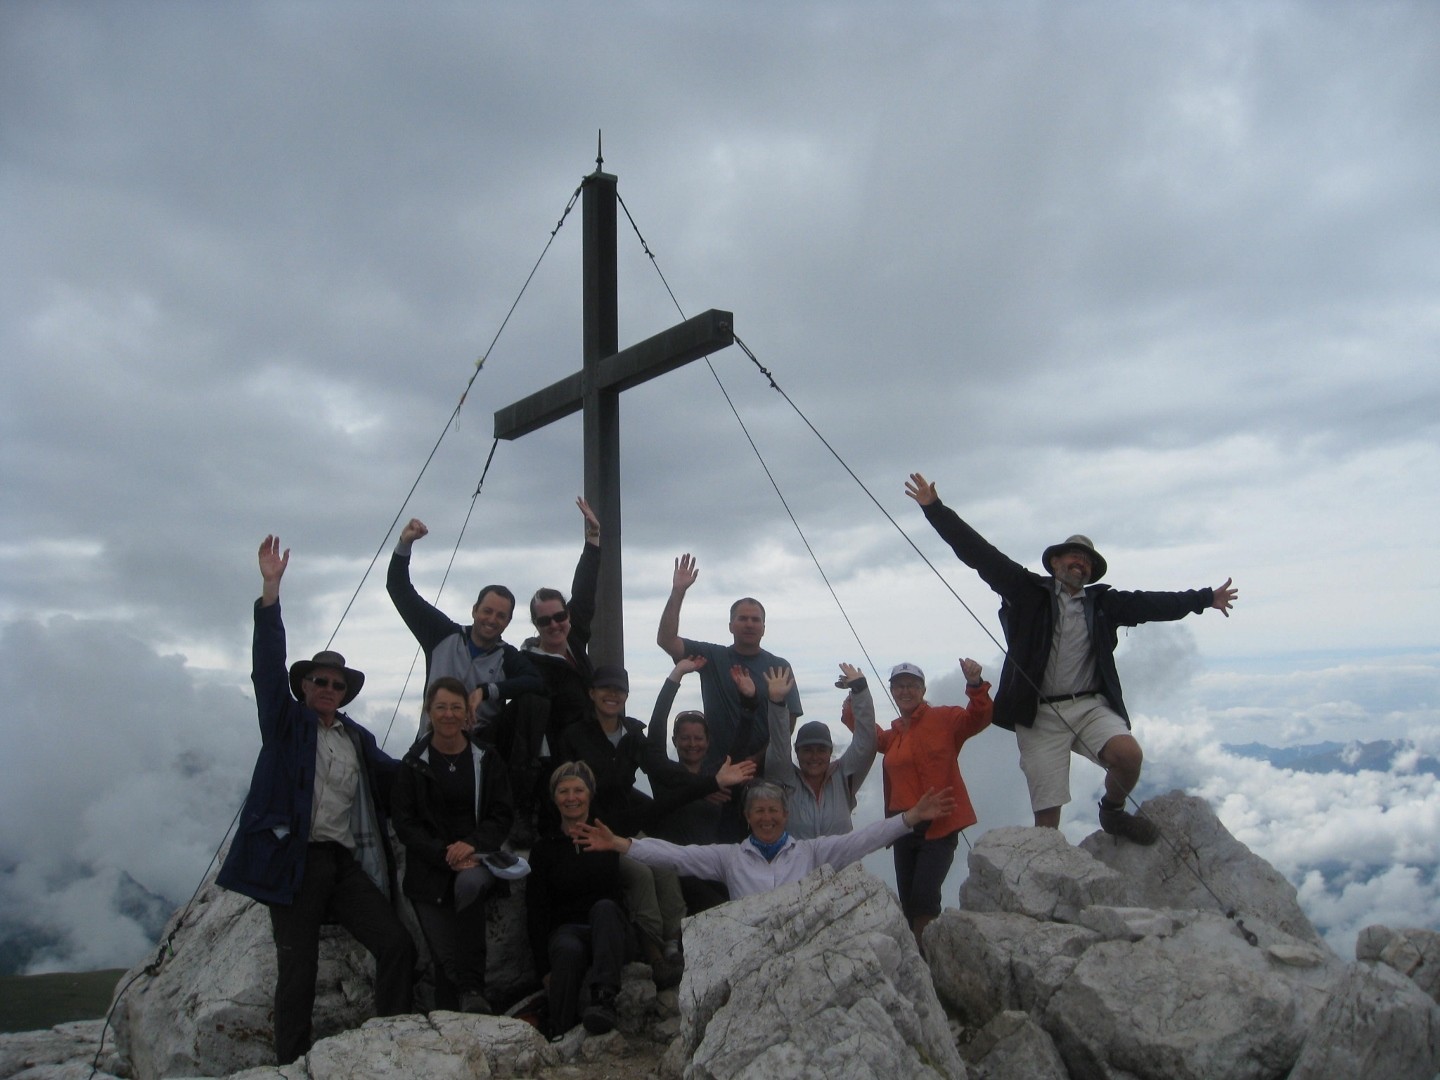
[905,472,1238,842]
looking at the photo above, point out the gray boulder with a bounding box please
[667,861,964,1080]
[0,1020,120,1080]
[215,1013,554,1079]
[926,910,1098,1027]
[960,826,1127,922]
[1079,792,1323,947]
[111,881,376,1079]
[959,1011,1067,1080]
[1357,925,1440,1006]
[1287,960,1440,1080]
[1041,914,1334,1080]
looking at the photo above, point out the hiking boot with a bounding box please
[582,987,618,1035]
[1098,803,1159,845]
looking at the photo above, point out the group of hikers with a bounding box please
[217,475,1237,1059]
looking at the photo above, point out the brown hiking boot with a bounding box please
[1098,803,1159,845]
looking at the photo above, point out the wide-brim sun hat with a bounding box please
[289,650,365,707]
[1041,534,1107,583]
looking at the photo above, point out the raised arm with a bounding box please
[253,536,293,738]
[836,664,878,798]
[905,471,1033,599]
[258,534,288,607]
[385,517,462,651]
[763,666,798,785]
[567,499,602,646]
[656,554,698,661]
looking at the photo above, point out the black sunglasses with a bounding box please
[534,609,569,628]
[307,676,347,692]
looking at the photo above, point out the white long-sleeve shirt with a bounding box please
[626,813,912,899]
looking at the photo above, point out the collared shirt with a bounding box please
[311,720,359,847]
[1041,579,1100,696]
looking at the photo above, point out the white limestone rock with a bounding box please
[960,826,1127,923]
[959,1011,1068,1080]
[1075,906,1177,943]
[674,861,965,1080]
[925,910,1098,1027]
[1287,961,1440,1080]
[1042,914,1339,1080]
[1367,927,1440,1005]
[217,1013,554,1080]
[111,879,382,1080]
[0,1020,116,1080]
[1079,792,1324,948]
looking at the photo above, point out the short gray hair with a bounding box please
[742,781,788,814]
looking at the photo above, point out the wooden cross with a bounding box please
[493,165,734,667]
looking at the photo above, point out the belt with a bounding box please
[1038,689,1102,705]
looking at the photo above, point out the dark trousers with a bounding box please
[546,898,627,1037]
[679,875,729,915]
[892,829,958,923]
[268,843,415,1065]
[413,896,489,1010]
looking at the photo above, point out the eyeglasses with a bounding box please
[534,609,569,628]
[307,676,347,692]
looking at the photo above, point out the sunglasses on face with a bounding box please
[307,676,347,692]
[534,609,569,628]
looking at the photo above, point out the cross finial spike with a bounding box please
[596,130,604,171]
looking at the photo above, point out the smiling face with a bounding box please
[745,796,788,845]
[672,716,709,770]
[552,776,592,824]
[303,666,347,723]
[589,685,628,723]
[531,597,570,653]
[427,686,469,742]
[796,742,833,781]
[890,675,926,718]
[728,601,766,654]
[470,589,514,647]
[1050,548,1093,593]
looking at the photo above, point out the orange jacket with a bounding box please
[874,683,992,839]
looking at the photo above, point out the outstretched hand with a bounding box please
[258,535,289,606]
[1211,577,1238,617]
[573,819,627,853]
[672,553,699,593]
[765,666,794,703]
[835,662,863,688]
[730,664,757,699]
[715,755,757,789]
[904,786,956,828]
[259,535,289,584]
[577,497,600,544]
[672,655,708,678]
[905,472,938,507]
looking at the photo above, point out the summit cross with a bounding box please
[493,164,734,667]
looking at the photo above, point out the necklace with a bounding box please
[433,747,466,773]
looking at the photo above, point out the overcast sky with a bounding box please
[3,1,1437,972]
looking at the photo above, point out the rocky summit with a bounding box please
[4,791,1438,1079]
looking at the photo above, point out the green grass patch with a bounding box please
[0,969,126,1034]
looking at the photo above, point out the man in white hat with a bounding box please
[904,473,1238,843]
[219,536,414,1064]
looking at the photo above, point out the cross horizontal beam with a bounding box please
[493,308,734,441]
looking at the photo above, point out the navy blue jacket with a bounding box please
[921,500,1212,732]
[217,601,399,906]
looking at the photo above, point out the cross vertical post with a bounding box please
[493,164,735,668]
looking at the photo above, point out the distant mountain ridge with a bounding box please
[1223,738,1440,778]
